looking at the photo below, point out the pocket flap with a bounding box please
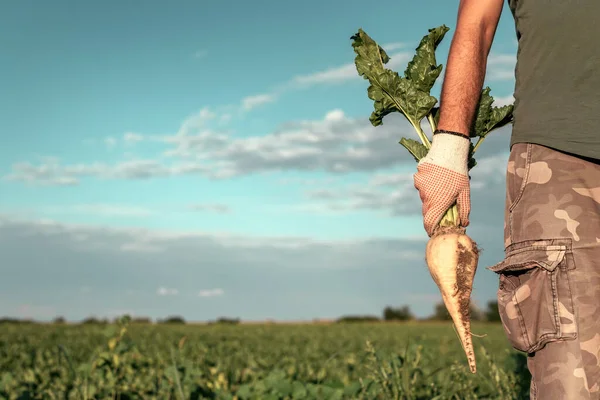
[487,244,567,273]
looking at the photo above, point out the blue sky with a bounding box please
[0,0,518,322]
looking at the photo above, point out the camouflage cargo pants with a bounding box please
[489,143,600,399]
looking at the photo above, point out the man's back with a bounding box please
[509,0,600,160]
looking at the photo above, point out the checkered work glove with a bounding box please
[413,131,471,237]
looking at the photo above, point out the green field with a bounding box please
[0,320,530,399]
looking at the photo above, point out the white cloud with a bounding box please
[241,93,276,111]
[486,53,516,81]
[381,42,407,52]
[0,214,427,263]
[226,48,412,115]
[5,43,516,187]
[303,150,509,219]
[291,51,412,87]
[198,288,224,297]
[4,110,410,184]
[5,160,81,186]
[488,53,516,65]
[162,109,426,176]
[4,158,216,185]
[292,63,359,86]
[157,287,179,296]
[169,107,218,138]
[124,132,143,144]
[493,94,515,107]
[0,215,506,320]
[5,108,513,186]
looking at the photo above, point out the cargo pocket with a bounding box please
[487,239,577,354]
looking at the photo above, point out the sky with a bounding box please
[0,0,519,322]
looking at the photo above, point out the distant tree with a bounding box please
[430,302,484,321]
[216,317,240,325]
[159,316,186,324]
[382,305,414,321]
[112,314,132,324]
[484,300,502,322]
[336,315,381,323]
[53,316,66,324]
[0,318,35,324]
[81,317,108,325]
[432,302,453,321]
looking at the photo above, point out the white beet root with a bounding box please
[425,226,479,373]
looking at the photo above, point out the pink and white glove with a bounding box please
[413,132,471,237]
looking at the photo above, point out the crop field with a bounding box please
[0,319,531,399]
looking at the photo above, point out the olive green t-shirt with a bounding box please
[508,0,600,160]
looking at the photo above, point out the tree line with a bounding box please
[0,302,501,325]
[336,301,501,323]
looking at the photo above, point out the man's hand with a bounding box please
[414,132,471,236]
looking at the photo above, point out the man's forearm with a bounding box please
[436,28,491,137]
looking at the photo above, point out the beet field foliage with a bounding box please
[0,318,531,399]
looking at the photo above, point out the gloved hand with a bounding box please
[413,131,471,236]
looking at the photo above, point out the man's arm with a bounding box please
[436,0,505,137]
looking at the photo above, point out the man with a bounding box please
[413,0,600,398]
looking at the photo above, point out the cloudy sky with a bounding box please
[0,0,518,322]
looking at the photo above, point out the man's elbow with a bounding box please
[455,0,504,54]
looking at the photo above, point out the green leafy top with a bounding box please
[472,87,514,140]
[350,25,514,165]
[403,26,450,93]
[351,25,515,230]
[350,29,437,147]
